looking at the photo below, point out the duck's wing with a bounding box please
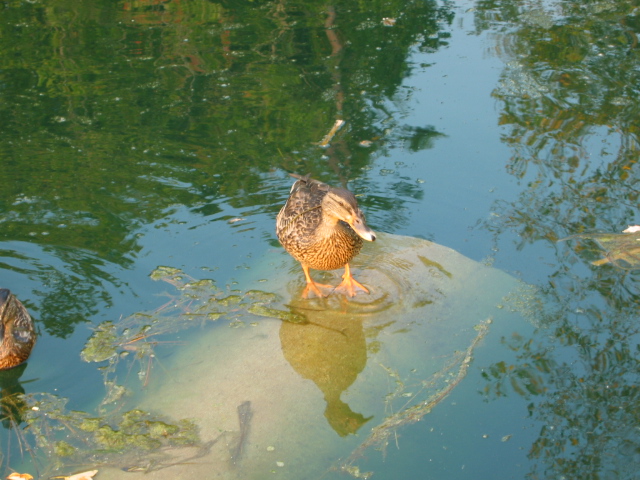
[276,176,329,241]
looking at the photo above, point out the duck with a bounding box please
[276,174,376,298]
[0,289,36,370]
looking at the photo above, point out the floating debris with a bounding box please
[316,119,345,147]
[559,227,640,269]
[520,8,555,29]
[341,465,373,479]
[51,470,98,480]
[6,474,34,480]
[495,61,549,99]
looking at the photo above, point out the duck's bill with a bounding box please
[351,223,376,242]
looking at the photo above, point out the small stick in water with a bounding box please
[230,401,252,465]
[316,119,345,147]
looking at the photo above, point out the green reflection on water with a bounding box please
[474,1,640,479]
[0,0,451,251]
[0,0,452,344]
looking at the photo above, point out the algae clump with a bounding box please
[81,322,118,363]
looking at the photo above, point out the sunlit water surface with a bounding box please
[0,0,638,478]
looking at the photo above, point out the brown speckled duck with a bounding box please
[0,289,36,370]
[276,174,376,298]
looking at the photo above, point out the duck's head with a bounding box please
[322,189,376,242]
[0,289,36,370]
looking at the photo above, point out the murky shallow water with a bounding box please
[92,233,527,479]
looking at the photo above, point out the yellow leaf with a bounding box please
[6,474,34,480]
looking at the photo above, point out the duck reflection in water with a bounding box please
[0,363,30,428]
[279,304,372,436]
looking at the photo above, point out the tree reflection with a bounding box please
[0,0,453,336]
[474,0,640,478]
[476,0,639,243]
[483,282,640,479]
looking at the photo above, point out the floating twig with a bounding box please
[316,119,345,147]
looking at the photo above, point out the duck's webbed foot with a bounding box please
[334,263,369,297]
[302,281,335,299]
[301,264,334,298]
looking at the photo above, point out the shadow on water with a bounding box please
[279,302,375,438]
[0,364,30,430]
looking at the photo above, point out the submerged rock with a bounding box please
[94,233,532,480]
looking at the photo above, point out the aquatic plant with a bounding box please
[0,266,301,476]
[81,266,305,392]
[338,319,492,478]
[0,385,204,477]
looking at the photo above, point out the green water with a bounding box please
[0,0,639,478]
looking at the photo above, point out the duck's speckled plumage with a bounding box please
[276,174,375,297]
[0,289,36,370]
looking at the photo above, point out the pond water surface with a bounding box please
[0,0,639,479]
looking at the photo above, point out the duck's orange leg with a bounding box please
[334,263,369,297]
[301,264,334,298]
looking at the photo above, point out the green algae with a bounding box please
[80,269,294,380]
[21,268,293,475]
[21,392,202,473]
[81,322,118,363]
[79,417,101,432]
[247,304,307,324]
[21,266,362,475]
[149,266,183,281]
[218,294,242,306]
[55,440,76,457]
